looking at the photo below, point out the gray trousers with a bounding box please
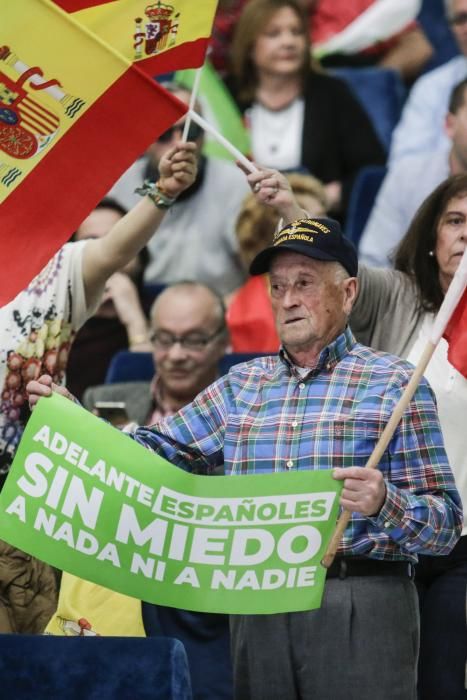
[230,576,419,700]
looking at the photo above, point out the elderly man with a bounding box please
[28,211,462,697]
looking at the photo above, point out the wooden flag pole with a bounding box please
[321,340,436,569]
[322,250,467,568]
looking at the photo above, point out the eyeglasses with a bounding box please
[150,325,225,351]
[157,121,204,144]
[449,12,467,26]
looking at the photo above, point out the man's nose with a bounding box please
[282,287,300,308]
[167,341,188,360]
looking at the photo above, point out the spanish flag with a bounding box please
[443,288,467,378]
[0,0,218,306]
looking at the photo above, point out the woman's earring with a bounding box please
[428,250,434,257]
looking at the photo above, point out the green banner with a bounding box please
[0,395,342,614]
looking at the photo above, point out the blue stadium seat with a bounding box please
[332,66,406,151]
[105,351,155,383]
[344,165,387,246]
[0,634,192,700]
[105,351,270,384]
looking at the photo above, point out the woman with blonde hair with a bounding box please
[228,0,385,216]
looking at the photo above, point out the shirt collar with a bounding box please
[279,325,356,379]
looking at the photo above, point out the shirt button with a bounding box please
[291,421,298,428]
[299,383,305,390]
[286,460,294,469]
[384,521,391,529]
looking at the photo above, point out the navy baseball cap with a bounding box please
[249,217,358,277]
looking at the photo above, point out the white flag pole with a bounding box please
[188,108,257,173]
[181,66,204,142]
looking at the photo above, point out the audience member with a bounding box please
[360,77,467,266]
[28,205,462,699]
[228,0,386,217]
[0,142,197,634]
[309,0,433,82]
[390,0,467,162]
[85,282,228,422]
[227,171,327,351]
[48,282,232,700]
[66,198,151,401]
[260,168,467,700]
[108,83,250,296]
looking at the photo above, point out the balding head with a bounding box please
[149,282,228,406]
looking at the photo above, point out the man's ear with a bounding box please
[343,277,358,315]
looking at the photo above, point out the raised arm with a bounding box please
[82,142,197,308]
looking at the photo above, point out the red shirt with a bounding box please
[227,275,280,353]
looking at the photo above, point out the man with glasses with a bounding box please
[84,281,229,424]
[49,281,233,700]
[108,82,250,296]
[390,0,467,162]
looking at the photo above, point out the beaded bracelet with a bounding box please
[134,179,176,209]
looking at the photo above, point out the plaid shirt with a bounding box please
[132,327,462,562]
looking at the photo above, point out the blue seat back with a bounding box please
[105,351,155,383]
[344,165,387,246]
[333,66,406,151]
[0,634,192,700]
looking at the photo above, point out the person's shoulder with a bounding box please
[410,54,467,93]
[390,146,448,171]
[222,354,280,380]
[350,343,417,380]
[358,264,417,293]
[385,148,449,189]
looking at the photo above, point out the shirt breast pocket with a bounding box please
[310,417,385,470]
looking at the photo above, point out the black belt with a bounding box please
[325,557,414,580]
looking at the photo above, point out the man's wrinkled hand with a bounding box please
[333,467,387,516]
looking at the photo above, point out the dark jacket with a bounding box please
[231,69,386,214]
[300,70,386,196]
